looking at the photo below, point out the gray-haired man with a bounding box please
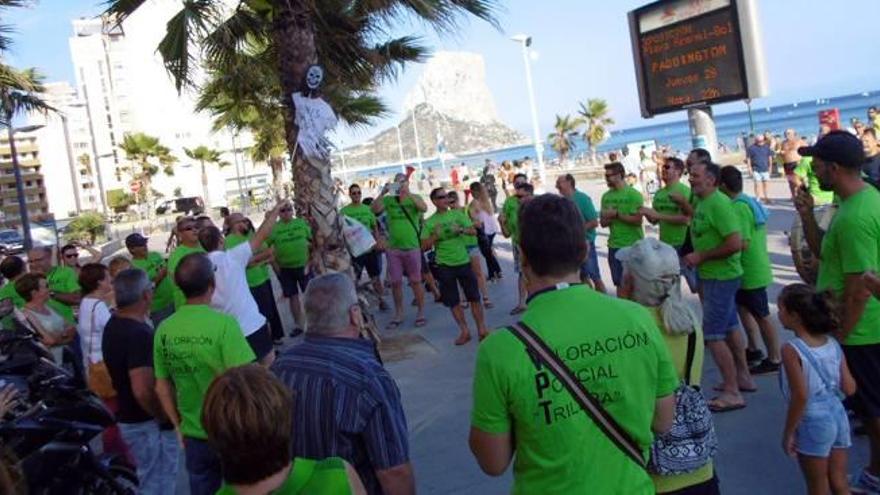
[102,269,180,495]
[272,273,415,495]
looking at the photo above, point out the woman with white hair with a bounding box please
[617,238,719,495]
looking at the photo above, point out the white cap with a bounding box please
[615,238,680,281]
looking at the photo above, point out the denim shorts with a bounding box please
[580,240,601,282]
[753,170,770,182]
[797,399,852,457]
[701,278,741,341]
[608,247,624,287]
[467,245,480,257]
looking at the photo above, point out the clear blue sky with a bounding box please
[6,0,880,145]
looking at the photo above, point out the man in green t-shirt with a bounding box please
[125,233,175,326]
[719,166,782,376]
[600,162,644,290]
[555,174,606,293]
[499,173,530,315]
[683,162,754,412]
[469,194,677,494]
[421,188,489,345]
[154,252,255,495]
[341,184,388,311]
[370,173,428,329]
[796,131,880,492]
[267,206,313,334]
[167,217,205,310]
[794,156,835,206]
[0,255,26,330]
[26,246,80,324]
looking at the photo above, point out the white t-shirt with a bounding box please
[77,297,112,365]
[208,242,266,336]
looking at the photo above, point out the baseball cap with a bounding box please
[615,238,680,281]
[124,233,148,249]
[798,130,865,169]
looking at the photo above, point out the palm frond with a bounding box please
[156,0,222,91]
[102,0,149,24]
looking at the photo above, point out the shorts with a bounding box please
[843,343,880,418]
[387,249,422,284]
[513,245,522,275]
[608,247,624,287]
[796,401,851,457]
[278,266,309,297]
[658,474,720,495]
[245,324,274,361]
[753,170,770,182]
[701,278,741,341]
[353,250,382,279]
[735,287,770,319]
[467,245,480,257]
[784,161,799,175]
[580,240,601,282]
[436,263,480,308]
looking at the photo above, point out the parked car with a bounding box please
[0,229,24,254]
[155,197,204,216]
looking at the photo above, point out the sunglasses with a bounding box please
[179,225,196,232]
[432,194,449,200]
[280,208,293,213]
[350,191,361,195]
[605,173,620,179]
[64,253,78,259]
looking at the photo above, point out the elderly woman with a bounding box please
[15,273,77,364]
[617,238,719,495]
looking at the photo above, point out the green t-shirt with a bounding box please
[0,281,25,330]
[153,304,255,439]
[501,196,520,242]
[471,285,679,495]
[732,199,773,290]
[456,207,478,248]
[601,186,645,249]
[168,244,206,309]
[691,190,742,281]
[46,265,79,323]
[795,157,834,206]
[225,233,270,288]
[341,203,377,232]
[382,195,423,250]
[572,190,598,242]
[131,252,174,312]
[268,219,312,269]
[817,186,880,345]
[652,182,691,248]
[215,458,352,495]
[422,210,471,267]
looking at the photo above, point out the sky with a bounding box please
[5,0,880,146]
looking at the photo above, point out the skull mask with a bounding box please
[305,65,324,92]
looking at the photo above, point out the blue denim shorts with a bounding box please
[580,240,601,282]
[701,278,741,341]
[797,400,852,457]
[608,247,624,287]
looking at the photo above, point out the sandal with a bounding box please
[708,397,746,413]
[414,317,427,328]
[454,333,472,346]
[386,320,403,330]
[712,384,758,393]
[509,306,526,316]
[483,299,494,309]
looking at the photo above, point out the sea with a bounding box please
[339,89,880,179]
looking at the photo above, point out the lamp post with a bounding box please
[7,124,44,250]
[512,34,546,185]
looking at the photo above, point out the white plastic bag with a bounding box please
[343,216,376,257]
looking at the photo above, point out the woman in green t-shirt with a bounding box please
[203,365,365,495]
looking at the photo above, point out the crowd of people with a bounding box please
[1,121,880,494]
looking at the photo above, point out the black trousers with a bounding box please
[478,232,502,279]
[250,280,285,340]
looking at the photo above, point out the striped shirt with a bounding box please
[272,336,410,495]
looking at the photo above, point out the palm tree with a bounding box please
[104,0,500,272]
[548,114,582,164]
[184,145,228,207]
[577,99,615,165]
[118,132,176,209]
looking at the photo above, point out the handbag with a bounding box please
[342,215,376,257]
[648,332,717,475]
[508,321,647,469]
[86,301,116,399]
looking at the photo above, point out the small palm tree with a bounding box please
[577,99,615,165]
[548,114,582,164]
[184,145,228,207]
[118,132,176,209]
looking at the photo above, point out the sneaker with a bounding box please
[746,349,765,365]
[851,469,880,494]
[749,359,781,375]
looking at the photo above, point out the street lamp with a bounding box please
[511,34,546,186]
[7,124,44,250]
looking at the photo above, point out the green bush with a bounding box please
[107,189,135,213]
[65,212,106,245]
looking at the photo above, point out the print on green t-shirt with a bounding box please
[601,186,645,249]
[652,182,691,248]
[268,219,312,269]
[501,196,520,242]
[225,233,270,288]
[572,190,598,242]
[167,244,206,309]
[341,203,378,232]
[471,286,678,495]
[732,200,773,290]
[382,195,423,250]
[153,304,255,439]
[422,210,471,267]
[47,265,79,323]
[817,186,880,345]
[131,251,174,312]
[690,190,742,281]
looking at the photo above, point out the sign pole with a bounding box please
[687,106,719,161]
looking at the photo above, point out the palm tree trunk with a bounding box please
[270,156,283,195]
[272,1,350,273]
[200,160,210,209]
